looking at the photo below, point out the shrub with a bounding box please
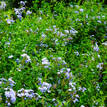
[0,0,107,106]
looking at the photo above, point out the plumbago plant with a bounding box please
[0,0,107,107]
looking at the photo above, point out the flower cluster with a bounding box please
[5,88,16,106]
[38,81,52,93]
[0,77,16,88]
[57,68,72,79]
[70,27,78,36]
[0,78,16,106]
[21,53,31,63]
[14,1,32,20]
[42,57,50,68]
[0,1,6,10]
[17,88,41,100]
[52,57,67,66]
[14,7,25,20]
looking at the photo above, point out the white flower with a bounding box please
[21,53,31,63]
[97,20,101,23]
[68,88,72,91]
[64,30,69,34]
[17,88,35,98]
[5,88,16,103]
[70,27,78,35]
[42,57,50,65]
[78,87,82,91]
[52,98,56,102]
[5,91,11,98]
[86,14,88,18]
[75,94,79,98]
[17,14,22,20]
[20,1,26,6]
[8,55,14,59]
[14,8,19,14]
[41,33,46,38]
[17,93,24,97]
[57,57,62,61]
[102,41,107,46]
[92,57,95,61]
[98,55,100,58]
[0,1,6,9]
[82,87,87,92]
[62,60,67,65]
[67,68,70,72]
[93,42,99,52]
[7,103,11,106]
[65,72,71,79]
[20,7,25,11]
[26,10,32,15]
[60,32,66,37]
[69,82,73,87]
[57,72,61,75]
[42,82,52,89]
[39,17,42,20]
[38,87,47,93]
[74,51,79,56]
[8,78,16,87]
[96,63,103,70]
[73,98,79,103]
[5,42,10,45]
[80,105,85,107]
[0,81,2,85]
[38,82,51,93]
[80,9,84,12]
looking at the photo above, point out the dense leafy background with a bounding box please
[0,0,107,106]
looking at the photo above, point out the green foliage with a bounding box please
[0,0,107,106]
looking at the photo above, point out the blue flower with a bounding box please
[6,19,14,24]
[93,42,99,52]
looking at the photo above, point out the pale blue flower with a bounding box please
[38,87,47,93]
[8,78,16,87]
[8,55,14,59]
[20,7,25,11]
[0,1,6,9]
[20,1,26,6]
[42,57,50,65]
[17,14,22,20]
[93,42,99,52]
[73,98,79,103]
[96,63,103,70]
[80,9,84,12]
[26,10,32,15]
[82,87,87,92]
[38,82,52,93]
[75,11,79,14]
[21,53,31,63]
[5,88,16,104]
[6,19,14,24]
[16,58,20,64]
[74,51,79,56]
[97,20,101,23]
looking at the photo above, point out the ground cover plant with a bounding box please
[0,0,107,106]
